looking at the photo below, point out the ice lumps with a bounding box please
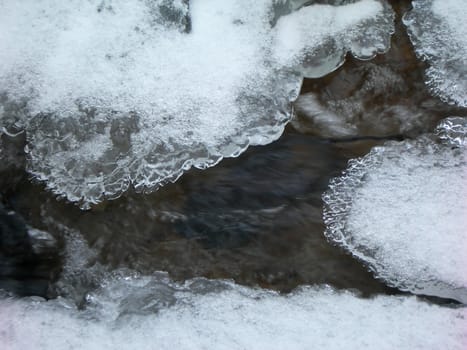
[273,0,393,77]
[323,117,467,302]
[403,0,467,107]
[435,117,467,147]
[1,273,466,350]
[0,0,394,208]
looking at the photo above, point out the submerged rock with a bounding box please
[0,204,59,297]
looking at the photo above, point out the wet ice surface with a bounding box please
[323,117,467,303]
[404,0,467,107]
[1,273,466,350]
[0,0,393,207]
[436,117,467,147]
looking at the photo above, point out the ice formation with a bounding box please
[0,0,393,208]
[1,272,466,350]
[404,0,467,107]
[323,117,467,302]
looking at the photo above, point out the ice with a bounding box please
[1,272,466,350]
[323,117,467,302]
[435,117,467,147]
[273,0,393,73]
[403,0,467,107]
[0,0,393,208]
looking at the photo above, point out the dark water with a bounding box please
[0,0,465,302]
[5,133,399,299]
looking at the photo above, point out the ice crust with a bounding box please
[0,0,393,207]
[323,117,467,302]
[1,273,466,350]
[404,0,467,107]
[436,117,467,148]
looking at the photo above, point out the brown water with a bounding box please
[0,0,465,301]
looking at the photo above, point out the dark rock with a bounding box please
[0,203,59,297]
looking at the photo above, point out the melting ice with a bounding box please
[0,0,393,207]
[323,117,467,302]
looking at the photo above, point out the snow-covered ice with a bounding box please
[0,0,393,207]
[323,117,467,302]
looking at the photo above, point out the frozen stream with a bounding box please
[0,0,466,349]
